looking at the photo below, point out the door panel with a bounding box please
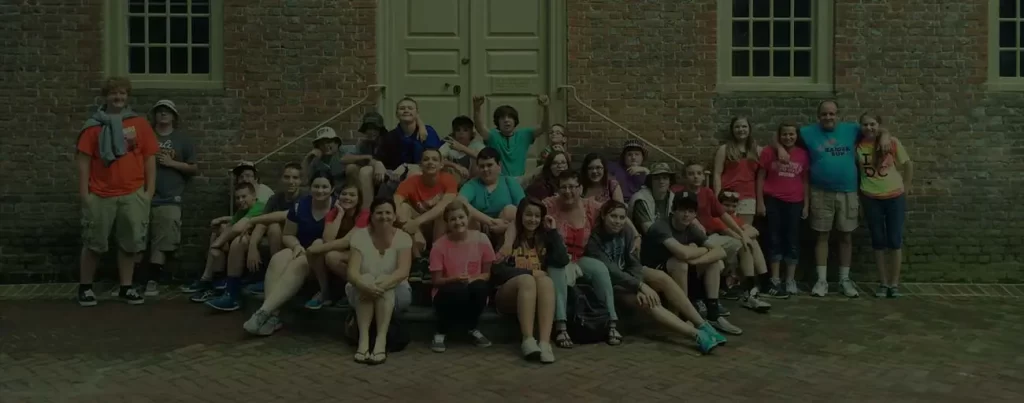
[387,0,470,133]
[471,0,549,161]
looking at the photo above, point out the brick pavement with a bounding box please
[2,296,1023,402]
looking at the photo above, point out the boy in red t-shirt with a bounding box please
[678,162,771,314]
[76,77,159,307]
[709,190,775,299]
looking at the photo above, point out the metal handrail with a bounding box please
[558,85,686,167]
[228,84,386,214]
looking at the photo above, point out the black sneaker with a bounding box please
[78,289,97,307]
[119,287,145,305]
[722,285,744,301]
[717,301,731,317]
[767,281,791,299]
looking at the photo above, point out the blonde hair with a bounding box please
[101,76,132,96]
[443,200,469,223]
[725,117,758,162]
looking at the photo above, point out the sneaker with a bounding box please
[119,287,145,305]
[711,317,743,335]
[206,293,240,312]
[767,280,790,299]
[887,286,903,298]
[695,323,724,354]
[212,279,227,291]
[468,329,492,347]
[180,280,207,293]
[811,280,829,297]
[78,289,97,307]
[722,285,744,301]
[785,280,800,295]
[717,301,731,317]
[143,280,160,297]
[538,342,556,363]
[109,286,120,297]
[189,289,217,303]
[258,315,283,336]
[245,282,265,296]
[741,289,772,313]
[521,337,541,360]
[695,300,708,318]
[839,278,860,298]
[243,310,272,335]
[431,334,447,353]
[875,285,889,298]
[703,322,727,345]
[304,293,330,310]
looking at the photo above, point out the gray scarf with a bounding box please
[81,106,139,166]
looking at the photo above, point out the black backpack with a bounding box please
[566,284,611,344]
[344,311,410,353]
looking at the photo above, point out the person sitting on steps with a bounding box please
[304,183,369,309]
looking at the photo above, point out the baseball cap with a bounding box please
[232,161,257,176]
[672,190,699,211]
[313,126,340,144]
[648,162,672,176]
[150,99,179,116]
[358,112,386,133]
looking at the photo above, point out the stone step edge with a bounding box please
[1,282,1023,300]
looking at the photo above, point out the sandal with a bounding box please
[368,351,387,365]
[607,327,623,346]
[353,350,369,364]
[554,329,574,349]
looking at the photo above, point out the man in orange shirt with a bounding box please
[395,148,458,256]
[76,77,159,307]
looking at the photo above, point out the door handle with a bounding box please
[461,57,470,65]
[453,85,461,95]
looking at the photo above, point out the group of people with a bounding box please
[74,77,913,365]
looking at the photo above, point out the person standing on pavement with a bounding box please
[76,76,159,307]
[138,99,197,297]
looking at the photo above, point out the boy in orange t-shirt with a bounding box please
[76,77,159,307]
[395,148,459,255]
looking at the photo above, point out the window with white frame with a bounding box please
[105,0,223,89]
[990,0,1024,90]
[716,0,833,92]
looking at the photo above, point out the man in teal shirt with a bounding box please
[472,94,551,179]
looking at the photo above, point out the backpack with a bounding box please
[343,311,410,353]
[566,284,611,344]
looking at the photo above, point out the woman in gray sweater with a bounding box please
[578,200,726,354]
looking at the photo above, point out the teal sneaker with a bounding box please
[696,322,725,354]
[875,285,889,298]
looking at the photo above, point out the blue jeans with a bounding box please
[764,195,802,264]
[861,195,906,250]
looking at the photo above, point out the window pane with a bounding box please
[732,50,750,77]
[999,50,1017,77]
[170,0,187,14]
[149,47,168,74]
[1000,0,1017,18]
[773,20,791,47]
[129,46,147,73]
[129,0,145,13]
[149,0,166,13]
[732,21,750,47]
[752,50,770,77]
[794,21,811,47]
[193,17,210,44]
[170,47,189,74]
[753,21,771,47]
[753,0,771,17]
[192,0,211,14]
[773,0,791,17]
[794,50,811,77]
[733,0,749,18]
[148,17,167,44]
[773,50,791,77]
[1000,22,1017,48]
[192,47,210,74]
[1020,51,1024,77]
[170,17,188,44]
[129,16,146,44]
[794,0,810,18]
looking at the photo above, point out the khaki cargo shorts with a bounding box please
[706,233,743,267]
[81,188,151,254]
[809,187,859,233]
[150,204,182,252]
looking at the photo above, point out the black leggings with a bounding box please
[432,280,490,335]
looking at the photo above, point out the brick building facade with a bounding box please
[1,1,1021,283]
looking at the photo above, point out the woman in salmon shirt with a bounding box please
[304,183,369,309]
[579,153,624,203]
[713,117,761,224]
[428,201,495,353]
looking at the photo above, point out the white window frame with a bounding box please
[715,0,834,93]
[103,0,224,90]
[987,0,1024,91]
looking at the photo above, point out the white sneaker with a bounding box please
[741,289,772,313]
[785,280,800,295]
[144,281,160,297]
[521,337,541,360]
[110,286,120,297]
[538,342,556,364]
[811,281,829,297]
[839,278,860,298]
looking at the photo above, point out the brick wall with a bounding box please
[1,0,1020,283]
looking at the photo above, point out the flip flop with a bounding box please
[353,350,369,364]
[368,351,387,365]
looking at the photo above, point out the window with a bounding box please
[716,0,834,92]
[988,0,1024,90]
[104,0,223,90]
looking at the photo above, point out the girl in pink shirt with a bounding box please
[755,122,809,298]
[428,201,496,353]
